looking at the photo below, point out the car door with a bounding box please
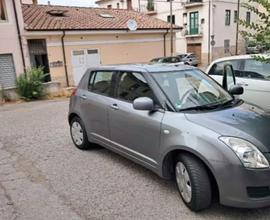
[80,70,116,141]
[108,71,164,167]
[238,59,270,110]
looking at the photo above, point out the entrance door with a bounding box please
[72,49,101,85]
[187,43,201,64]
[0,54,16,89]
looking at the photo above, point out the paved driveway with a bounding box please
[0,99,270,220]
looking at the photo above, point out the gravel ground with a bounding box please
[1,99,270,220]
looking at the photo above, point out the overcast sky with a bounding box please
[38,0,97,7]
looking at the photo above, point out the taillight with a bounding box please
[71,88,77,96]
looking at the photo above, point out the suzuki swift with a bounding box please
[69,64,270,211]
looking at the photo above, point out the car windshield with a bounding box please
[152,69,233,111]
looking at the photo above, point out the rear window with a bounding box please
[88,71,114,96]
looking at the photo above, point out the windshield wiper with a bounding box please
[178,104,217,112]
[178,99,239,112]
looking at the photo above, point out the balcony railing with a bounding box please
[184,25,203,37]
[184,0,203,8]
[134,3,157,15]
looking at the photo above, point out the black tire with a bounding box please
[175,154,212,211]
[70,116,92,150]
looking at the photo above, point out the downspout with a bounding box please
[163,29,169,57]
[208,0,211,65]
[61,30,69,87]
[12,0,26,72]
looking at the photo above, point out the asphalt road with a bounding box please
[1,99,270,220]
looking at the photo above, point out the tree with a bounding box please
[239,0,270,62]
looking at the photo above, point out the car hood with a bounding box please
[185,102,270,152]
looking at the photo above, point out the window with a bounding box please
[243,59,270,80]
[117,3,120,9]
[189,12,199,35]
[0,0,7,21]
[225,10,231,26]
[246,11,251,25]
[234,10,238,23]
[208,60,240,76]
[107,4,112,9]
[224,40,230,53]
[167,15,175,24]
[117,72,154,102]
[88,71,114,96]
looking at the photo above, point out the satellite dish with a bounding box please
[127,19,138,31]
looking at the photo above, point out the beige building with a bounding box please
[0,0,25,90]
[0,1,179,90]
[96,0,259,66]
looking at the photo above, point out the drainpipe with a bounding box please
[163,29,169,57]
[61,30,69,87]
[208,0,211,65]
[12,0,26,72]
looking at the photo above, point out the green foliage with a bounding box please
[16,67,46,100]
[239,0,270,62]
[147,0,154,11]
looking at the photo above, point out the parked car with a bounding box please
[206,54,270,110]
[246,41,261,54]
[69,64,270,211]
[150,56,184,65]
[177,53,199,66]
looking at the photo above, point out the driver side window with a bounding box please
[116,72,155,102]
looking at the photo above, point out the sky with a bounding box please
[38,0,97,7]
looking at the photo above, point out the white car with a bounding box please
[206,54,270,110]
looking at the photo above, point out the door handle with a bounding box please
[238,82,249,86]
[79,94,87,100]
[110,103,119,110]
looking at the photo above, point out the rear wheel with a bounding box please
[70,116,92,150]
[175,154,212,211]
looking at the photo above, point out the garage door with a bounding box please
[187,44,202,64]
[72,49,101,85]
[0,54,16,89]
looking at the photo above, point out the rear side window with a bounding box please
[116,72,155,102]
[243,59,270,80]
[88,71,114,96]
[208,60,241,76]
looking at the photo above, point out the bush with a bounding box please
[16,67,46,100]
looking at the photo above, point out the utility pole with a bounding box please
[235,0,240,55]
[170,0,173,56]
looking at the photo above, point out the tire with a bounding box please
[175,154,212,211]
[70,116,92,150]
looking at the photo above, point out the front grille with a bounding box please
[247,186,270,198]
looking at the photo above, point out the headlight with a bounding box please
[219,137,269,169]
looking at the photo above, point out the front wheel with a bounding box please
[175,154,212,211]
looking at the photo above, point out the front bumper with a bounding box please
[212,155,270,208]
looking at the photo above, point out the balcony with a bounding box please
[135,3,157,15]
[184,25,203,38]
[184,0,203,8]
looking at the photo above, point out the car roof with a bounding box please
[210,54,269,63]
[87,64,196,73]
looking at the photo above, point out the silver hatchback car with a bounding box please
[69,65,270,211]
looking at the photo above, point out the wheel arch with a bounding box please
[161,147,220,202]
[68,112,81,125]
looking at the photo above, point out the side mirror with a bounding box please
[133,97,154,111]
[229,85,244,95]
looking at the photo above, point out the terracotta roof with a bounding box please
[22,4,180,31]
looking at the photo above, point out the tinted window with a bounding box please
[88,71,114,96]
[208,60,240,76]
[243,59,270,80]
[117,72,154,102]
